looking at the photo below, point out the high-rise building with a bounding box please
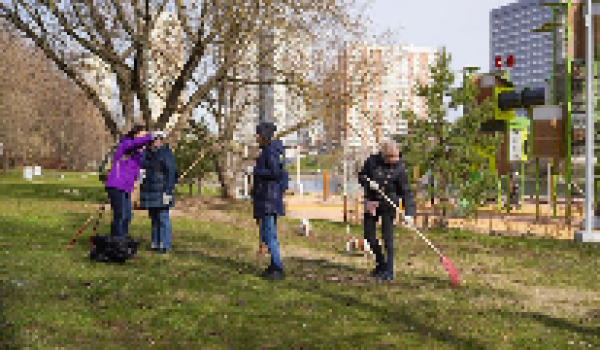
[332,42,439,155]
[490,0,556,94]
[148,11,184,129]
[232,28,313,156]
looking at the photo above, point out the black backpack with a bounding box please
[89,235,140,263]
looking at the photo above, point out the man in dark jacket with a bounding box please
[358,141,416,281]
[251,121,286,280]
[140,131,177,254]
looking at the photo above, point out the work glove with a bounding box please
[153,131,167,140]
[163,193,173,205]
[368,179,380,191]
[404,216,414,227]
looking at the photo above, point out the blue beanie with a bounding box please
[256,122,277,141]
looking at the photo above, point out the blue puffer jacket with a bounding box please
[140,144,177,209]
[251,139,286,219]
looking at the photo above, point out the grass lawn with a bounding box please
[1,170,600,349]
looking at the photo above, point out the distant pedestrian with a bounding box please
[104,125,155,238]
[509,172,520,209]
[358,141,416,281]
[251,121,289,280]
[140,131,177,254]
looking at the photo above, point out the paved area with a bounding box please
[284,194,594,240]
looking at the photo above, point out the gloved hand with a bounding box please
[404,216,414,227]
[163,193,173,205]
[368,179,380,191]
[153,131,167,140]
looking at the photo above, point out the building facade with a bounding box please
[490,0,555,94]
[332,42,439,155]
[148,11,184,130]
[231,28,313,157]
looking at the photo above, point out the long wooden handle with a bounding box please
[363,175,442,257]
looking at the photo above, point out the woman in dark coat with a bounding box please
[251,122,287,279]
[140,132,177,253]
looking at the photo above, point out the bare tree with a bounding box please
[0,23,111,170]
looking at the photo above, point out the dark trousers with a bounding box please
[364,211,396,272]
[106,187,131,238]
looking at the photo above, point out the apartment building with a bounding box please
[231,28,313,157]
[331,42,439,155]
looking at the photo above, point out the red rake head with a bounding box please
[440,254,460,287]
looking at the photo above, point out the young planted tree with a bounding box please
[397,48,502,229]
[174,119,215,195]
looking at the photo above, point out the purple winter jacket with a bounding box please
[104,134,154,193]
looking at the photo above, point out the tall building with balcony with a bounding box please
[490,0,555,97]
[231,28,313,156]
[332,42,439,156]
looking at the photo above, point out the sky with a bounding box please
[366,0,518,121]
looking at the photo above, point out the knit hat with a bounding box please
[256,122,277,141]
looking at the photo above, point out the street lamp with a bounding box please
[575,0,600,242]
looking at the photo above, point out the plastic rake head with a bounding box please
[440,254,461,287]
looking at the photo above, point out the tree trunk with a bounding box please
[213,153,235,199]
[197,177,201,195]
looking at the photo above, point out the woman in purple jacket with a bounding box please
[104,125,155,238]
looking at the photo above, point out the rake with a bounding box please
[363,175,460,287]
[66,199,109,250]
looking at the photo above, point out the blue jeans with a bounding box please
[106,187,131,238]
[259,215,283,270]
[149,207,172,251]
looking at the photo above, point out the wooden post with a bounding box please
[354,197,359,224]
[197,178,202,195]
[2,146,7,173]
[343,194,348,222]
[323,170,328,201]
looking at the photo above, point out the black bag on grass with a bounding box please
[90,235,140,263]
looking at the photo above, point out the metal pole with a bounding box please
[506,125,511,214]
[296,147,301,192]
[548,162,552,213]
[565,0,573,225]
[552,8,559,219]
[576,0,598,241]
[530,107,540,221]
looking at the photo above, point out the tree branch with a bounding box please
[0,3,119,136]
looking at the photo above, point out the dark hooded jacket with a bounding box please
[139,144,177,209]
[358,152,416,217]
[251,139,286,219]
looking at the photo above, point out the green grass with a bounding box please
[1,172,600,349]
[285,154,338,172]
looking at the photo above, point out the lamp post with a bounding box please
[575,0,600,242]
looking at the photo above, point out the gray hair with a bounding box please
[380,141,400,156]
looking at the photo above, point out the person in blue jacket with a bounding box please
[139,131,177,254]
[251,122,287,280]
[104,125,155,238]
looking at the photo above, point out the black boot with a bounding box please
[261,265,285,280]
[370,263,387,277]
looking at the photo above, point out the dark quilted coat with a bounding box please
[140,144,177,209]
[358,152,416,217]
[251,139,286,219]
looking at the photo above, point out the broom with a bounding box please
[363,175,460,286]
